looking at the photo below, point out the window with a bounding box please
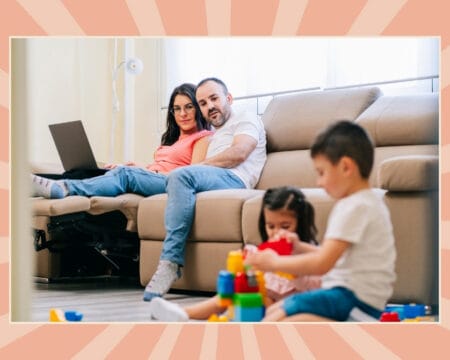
[162,37,439,103]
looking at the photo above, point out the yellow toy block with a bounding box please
[207,314,229,322]
[49,308,66,322]
[226,250,244,274]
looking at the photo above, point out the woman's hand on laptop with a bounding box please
[104,161,144,169]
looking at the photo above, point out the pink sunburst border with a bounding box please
[1,0,449,358]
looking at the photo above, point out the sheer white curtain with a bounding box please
[162,37,438,103]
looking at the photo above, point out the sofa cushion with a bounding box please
[356,93,438,146]
[262,87,381,152]
[378,155,439,191]
[31,196,90,216]
[256,150,317,189]
[384,191,438,305]
[138,189,261,242]
[371,145,438,187]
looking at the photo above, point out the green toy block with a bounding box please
[234,293,263,307]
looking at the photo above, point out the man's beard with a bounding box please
[208,108,227,128]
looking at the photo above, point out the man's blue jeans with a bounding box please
[66,166,167,197]
[160,165,246,266]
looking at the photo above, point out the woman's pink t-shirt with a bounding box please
[146,130,212,173]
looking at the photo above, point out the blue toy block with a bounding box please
[403,304,426,319]
[234,306,264,322]
[65,310,83,321]
[217,270,234,296]
[384,303,426,320]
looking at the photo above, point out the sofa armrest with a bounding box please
[377,155,438,191]
[30,162,64,174]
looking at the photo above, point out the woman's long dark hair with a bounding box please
[258,186,318,245]
[160,83,210,146]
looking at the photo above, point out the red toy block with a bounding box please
[258,237,293,255]
[234,272,259,293]
[380,312,401,322]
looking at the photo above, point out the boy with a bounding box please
[245,120,396,322]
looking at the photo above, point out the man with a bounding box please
[143,77,267,301]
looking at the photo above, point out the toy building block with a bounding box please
[227,250,244,273]
[215,250,268,322]
[403,304,426,319]
[258,238,295,280]
[49,308,66,322]
[258,237,293,255]
[49,308,84,322]
[217,270,234,297]
[379,312,400,322]
[65,310,83,321]
[234,272,259,293]
[207,314,229,322]
[233,293,264,322]
[255,270,266,299]
[217,270,235,307]
[384,303,427,321]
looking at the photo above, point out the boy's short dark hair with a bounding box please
[310,120,374,179]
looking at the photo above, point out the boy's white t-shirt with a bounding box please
[321,189,396,310]
[206,111,267,188]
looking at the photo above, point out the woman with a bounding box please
[31,83,212,199]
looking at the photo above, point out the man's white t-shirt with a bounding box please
[206,111,267,188]
[321,189,396,310]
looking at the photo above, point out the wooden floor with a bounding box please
[31,278,212,322]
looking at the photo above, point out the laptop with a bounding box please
[49,120,108,176]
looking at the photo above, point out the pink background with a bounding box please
[1,0,449,357]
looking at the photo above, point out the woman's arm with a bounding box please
[191,136,211,164]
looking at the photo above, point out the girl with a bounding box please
[148,186,321,321]
[31,83,212,199]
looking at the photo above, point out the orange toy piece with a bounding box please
[217,297,233,308]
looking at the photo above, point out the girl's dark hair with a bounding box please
[161,83,210,145]
[258,186,318,245]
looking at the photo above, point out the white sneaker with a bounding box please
[149,297,189,322]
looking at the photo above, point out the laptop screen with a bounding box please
[49,120,99,171]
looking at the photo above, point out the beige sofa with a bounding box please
[32,86,439,308]
[138,87,439,307]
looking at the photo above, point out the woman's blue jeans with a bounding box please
[65,166,167,197]
[160,165,246,266]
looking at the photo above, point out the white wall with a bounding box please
[15,38,164,170]
[133,38,165,165]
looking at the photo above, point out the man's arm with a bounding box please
[201,134,257,168]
